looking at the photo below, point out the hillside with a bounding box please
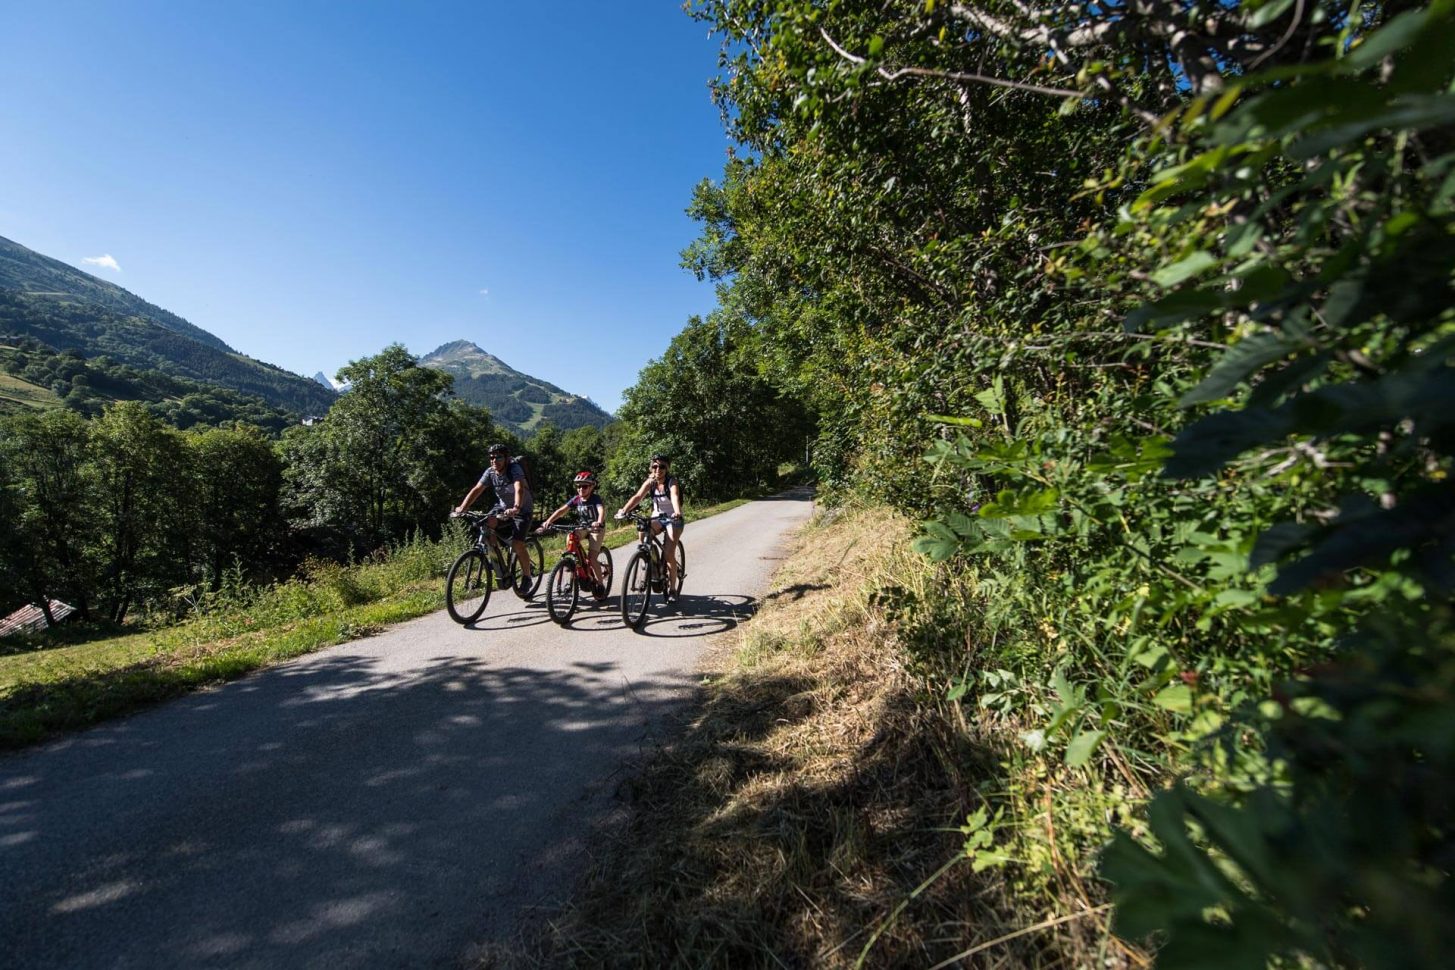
[0,235,231,352]
[0,237,335,415]
[0,336,296,433]
[419,340,611,433]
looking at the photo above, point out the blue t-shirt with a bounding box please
[478,460,532,514]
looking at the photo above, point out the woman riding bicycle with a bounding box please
[535,470,608,599]
[617,454,684,601]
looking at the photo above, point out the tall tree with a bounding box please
[607,313,812,501]
[281,345,499,547]
[0,409,99,621]
[186,424,285,589]
[89,402,188,623]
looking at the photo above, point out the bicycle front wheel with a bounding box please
[620,552,651,628]
[672,541,686,597]
[546,559,579,624]
[445,549,491,624]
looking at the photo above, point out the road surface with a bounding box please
[0,489,814,968]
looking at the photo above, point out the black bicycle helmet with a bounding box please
[650,453,670,465]
[573,469,597,486]
[488,443,509,458]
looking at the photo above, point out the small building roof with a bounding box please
[0,599,76,638]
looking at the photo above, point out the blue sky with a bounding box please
[0,1,731,414]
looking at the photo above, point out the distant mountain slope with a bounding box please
[419,340,612,434]
[0,335,296,433]
[0,235,231,352]
[0,237,335,416]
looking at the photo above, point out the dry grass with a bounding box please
[500,505,1098,969]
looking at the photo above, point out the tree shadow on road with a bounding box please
[0,647,700,969]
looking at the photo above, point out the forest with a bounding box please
[652,0,1453,964]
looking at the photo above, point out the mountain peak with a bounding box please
[416,338,612,435]
[425,339,490,358]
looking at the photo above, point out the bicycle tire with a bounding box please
[620,551,651,628]
[503,536,546,596]
[445,549,491,624]
[593,547,614,600]
[672,541,686,597]
[518,536,545,596]
[546,559,579,624]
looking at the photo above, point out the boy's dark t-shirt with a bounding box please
[568,493,603,527]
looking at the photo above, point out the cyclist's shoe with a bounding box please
[514,574,534,600]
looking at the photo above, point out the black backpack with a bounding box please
[512,455,540,498]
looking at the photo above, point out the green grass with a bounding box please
[0,494,770,750]
[0,371,60,412]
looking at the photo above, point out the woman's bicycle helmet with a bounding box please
[573,470,598,486]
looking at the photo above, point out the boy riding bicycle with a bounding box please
[535,470,609,599]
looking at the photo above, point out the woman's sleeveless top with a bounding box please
[650,476,679,517]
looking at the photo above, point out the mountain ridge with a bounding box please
[0,235,335,415]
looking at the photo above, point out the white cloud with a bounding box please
[478,288,489,296]
[82,254,122,272]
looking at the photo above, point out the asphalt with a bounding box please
[0,488,815,968]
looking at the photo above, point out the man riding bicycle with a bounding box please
[617,453,684,602]
[453,443,534,598]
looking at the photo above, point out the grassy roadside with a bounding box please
[510,503,1113,969]
[0,495,759,751]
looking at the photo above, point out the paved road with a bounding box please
[0,490,814,968]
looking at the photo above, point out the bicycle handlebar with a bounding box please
[537,521,592,535]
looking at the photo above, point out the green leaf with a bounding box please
[924,413,982,428]
[1180,331,1307,406]
[1151,251,1219,289]
[1340,8,1436,73]
[1126,286,1224,331]
[1154,683,1193,713]
[1065,729,1105,767]
[1291,93,1455,159]
[867,34,884,57]
[1246,0,1295,29]
[1165,408,1295,478]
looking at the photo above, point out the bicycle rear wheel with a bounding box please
[672,542,686,597]
[546,559,579,624]
[620,552,651,628]
[504,536,546,596]
[445,549,491,624]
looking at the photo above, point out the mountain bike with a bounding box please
[445,510,545,624]
[616,512,687,629]
[538,522,614,625]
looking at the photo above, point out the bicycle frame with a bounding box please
[631,515,666,583]
[561,527,604,585]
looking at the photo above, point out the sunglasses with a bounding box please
[650,463,665,469]
[490,454,508,460]
[576,483,593,489]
